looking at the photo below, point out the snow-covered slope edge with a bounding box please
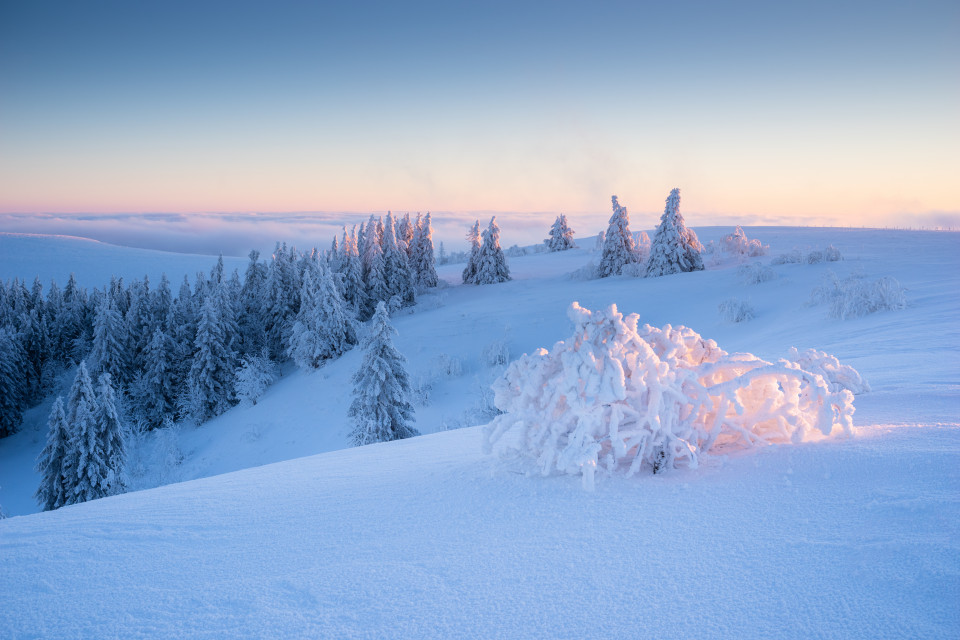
[2,422,958,639]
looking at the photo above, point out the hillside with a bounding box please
[1,227,958,637]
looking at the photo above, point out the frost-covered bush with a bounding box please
[484,303,857,489]
[824,245,842,262]
[806,250,824,264]
[771,250,803,265]
[718,298,755,323]
[811,272,907,319]
[432,353,463,378]
[787,348,870,394]
[721,226,768,258]
[235,351,278,406]
[481,338,510,367]
[737,262,777,285]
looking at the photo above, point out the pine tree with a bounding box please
[339,226,367,317]
[89,287,128,384]
[96,373,126,495]
[239,250,268,357]
[235,349,276,406]
[473,217,512,284]
[461,220,482,284]
[348,302,418,445]
[35,396,70,511]
[288,266,355,368]
[597,195,638,278]
[412,212,439,288]
[645,188,705,277]
[382,211,415,307]
[0,325,25,438]
[61,361,109,505]
[545,214,576,251]
[140,326,176,427]
[188,298,236,422]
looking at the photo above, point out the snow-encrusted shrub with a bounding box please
[737,262,777,285]
[721,226,768,258]
[824,244,842,262]
[771,250,803,265]
[432,353,463,378]
[811,272,907,319]
[806,250,824,264]
[484,303,857,490]
[235,351,277,406]
[786,348,870,394]
[481,338,510,367]
[570,261,600,281]
[718,298,755,323]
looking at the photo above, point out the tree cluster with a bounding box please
[463,217,511,285]
[595,189,704,279]
[0,212,438,440]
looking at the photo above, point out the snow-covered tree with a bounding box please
[187,298,236,422]
[0,325,25,438]
[485,302,858,490]
[411,213,439,289]
[35,396,69,511]
[545,214,576,251]
[645,188,704,277]
[472,217,511,285]
[137,326,176,428]
[348,302,419,446]
[288,266,355,368]
[61,361,110,505]
[339,226,367,317]
[96,373,126,495]
[235,350,277,406]
[239,250,268,357]
[462,221,482,284]
[382,211,416,307]
[89,287,128,384]
[596,196,638,278]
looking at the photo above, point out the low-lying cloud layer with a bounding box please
[1,210,955,257]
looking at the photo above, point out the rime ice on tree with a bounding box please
[596,196,638,278]
[545,214,576,252]
[484,302,859,490]
[645,188,704,277]
[472,217,511,285]
[348,302,418,446]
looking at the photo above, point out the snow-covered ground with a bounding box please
[1,227,958,638]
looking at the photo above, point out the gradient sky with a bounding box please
[1,0,958,239]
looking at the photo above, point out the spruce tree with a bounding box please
[473,217,512,284]
[89,288,128,384]
[188,298,235,422]
[288,266,355,368]
[382,211,415,307]
[645,188,705,277]
[412,212,439,288]
[545,214,576,251]
[597,195,638,278]
[96,373,126,495]
[462,220,482,284]
[35,396,70,511]
[61,361,109,505]
[348,302,418,445]
[0,325,25,438]
[141,326,176,427]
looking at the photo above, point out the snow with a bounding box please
[1,226,959,637]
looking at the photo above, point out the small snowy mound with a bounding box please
[484,303,859,489]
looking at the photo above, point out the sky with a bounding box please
[1,0,957,253]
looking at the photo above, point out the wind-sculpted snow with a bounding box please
[485,302,860,489]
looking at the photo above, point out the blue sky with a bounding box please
[1,0,957,251]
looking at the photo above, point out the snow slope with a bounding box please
[2,423,957,638]
[0,232,247,288]
[0,227,958,637]
[1,228,958,517]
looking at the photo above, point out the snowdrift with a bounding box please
[486,303,863,488]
